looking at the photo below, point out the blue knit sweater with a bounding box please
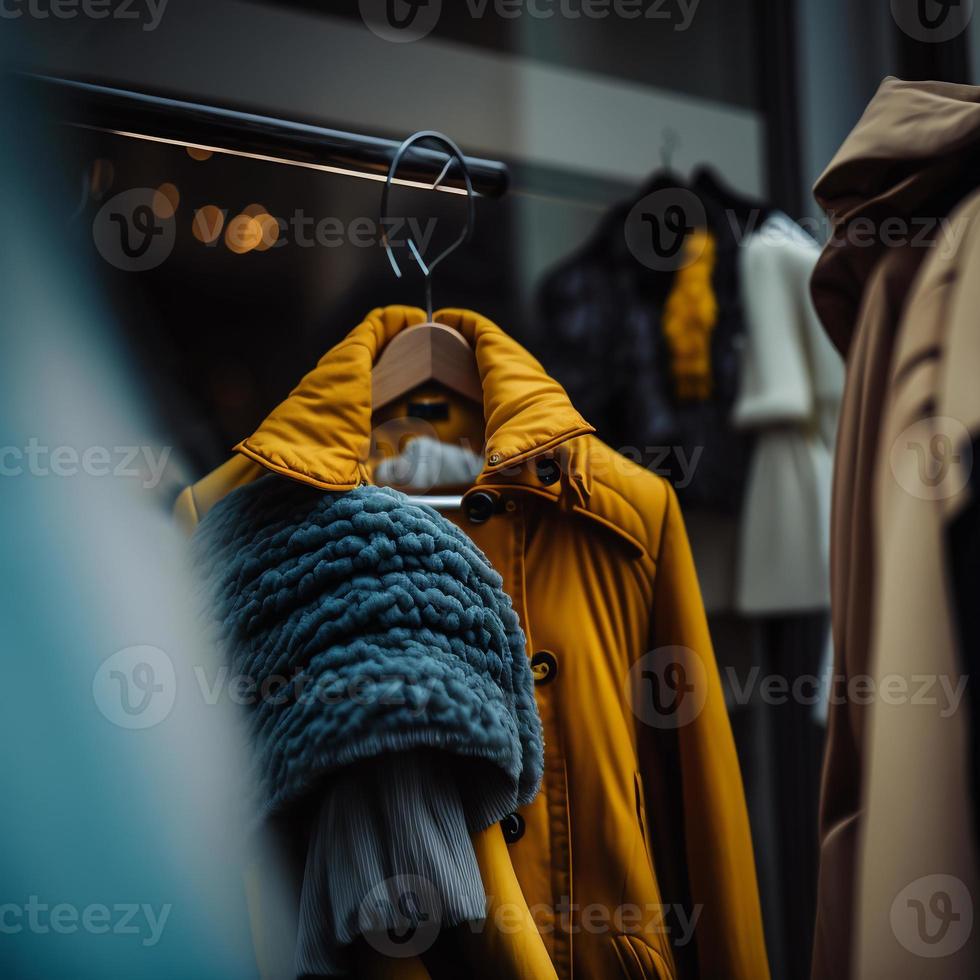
[193,475,543,826]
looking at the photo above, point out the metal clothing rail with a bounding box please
[26,74,510,199]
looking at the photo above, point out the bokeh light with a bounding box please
[152,182,180,219]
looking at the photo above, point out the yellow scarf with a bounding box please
[662,230,718,400]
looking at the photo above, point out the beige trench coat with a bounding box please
[810,76,980,979]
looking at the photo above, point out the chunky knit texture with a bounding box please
[193,475,543,824]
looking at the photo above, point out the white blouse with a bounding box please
[733,213,844,614]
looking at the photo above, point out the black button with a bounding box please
[535,457,561,486]
[530,650,558,686]
[465,491,495,525]
[501,812,525,844]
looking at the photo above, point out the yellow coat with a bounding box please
[176,306,769,980]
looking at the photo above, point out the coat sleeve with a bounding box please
[641,483,770,979]
[177,467,556,980]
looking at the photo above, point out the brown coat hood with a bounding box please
[812,76,980,355]
[810,76,980,980]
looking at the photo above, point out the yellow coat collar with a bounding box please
[234,305,594,491]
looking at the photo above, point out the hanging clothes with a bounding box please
[810,76,980,980]
[537,172,758,515]
[732,211,843,615]
[706,209,843,980]
[177,305,769,980]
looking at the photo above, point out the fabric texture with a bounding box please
[810,76,980,980]
[733,212,843,615]
[295,750,487,979]
[292,443,502,978]
[179,306,770,980]
[193,474,544,824]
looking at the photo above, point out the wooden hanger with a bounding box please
[373,322,482,410]
[371,131,482,412]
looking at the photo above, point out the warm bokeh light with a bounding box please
[192,204,226,245]
[242,203,266,217]
[186,146,213,161]
[152,182,180,219]
[253,212,280,252]
[224,213,263,254]
[89,158,115,199]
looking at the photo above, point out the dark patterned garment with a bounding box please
[537,169,770,513]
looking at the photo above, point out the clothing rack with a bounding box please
[26,73,506,512]
[26,74,510,198]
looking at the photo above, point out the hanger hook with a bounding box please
[380,130,476,320]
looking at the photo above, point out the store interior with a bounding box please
[4,3,980,979]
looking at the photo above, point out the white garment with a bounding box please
[733,213,844,614]
[374,436,483,490]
